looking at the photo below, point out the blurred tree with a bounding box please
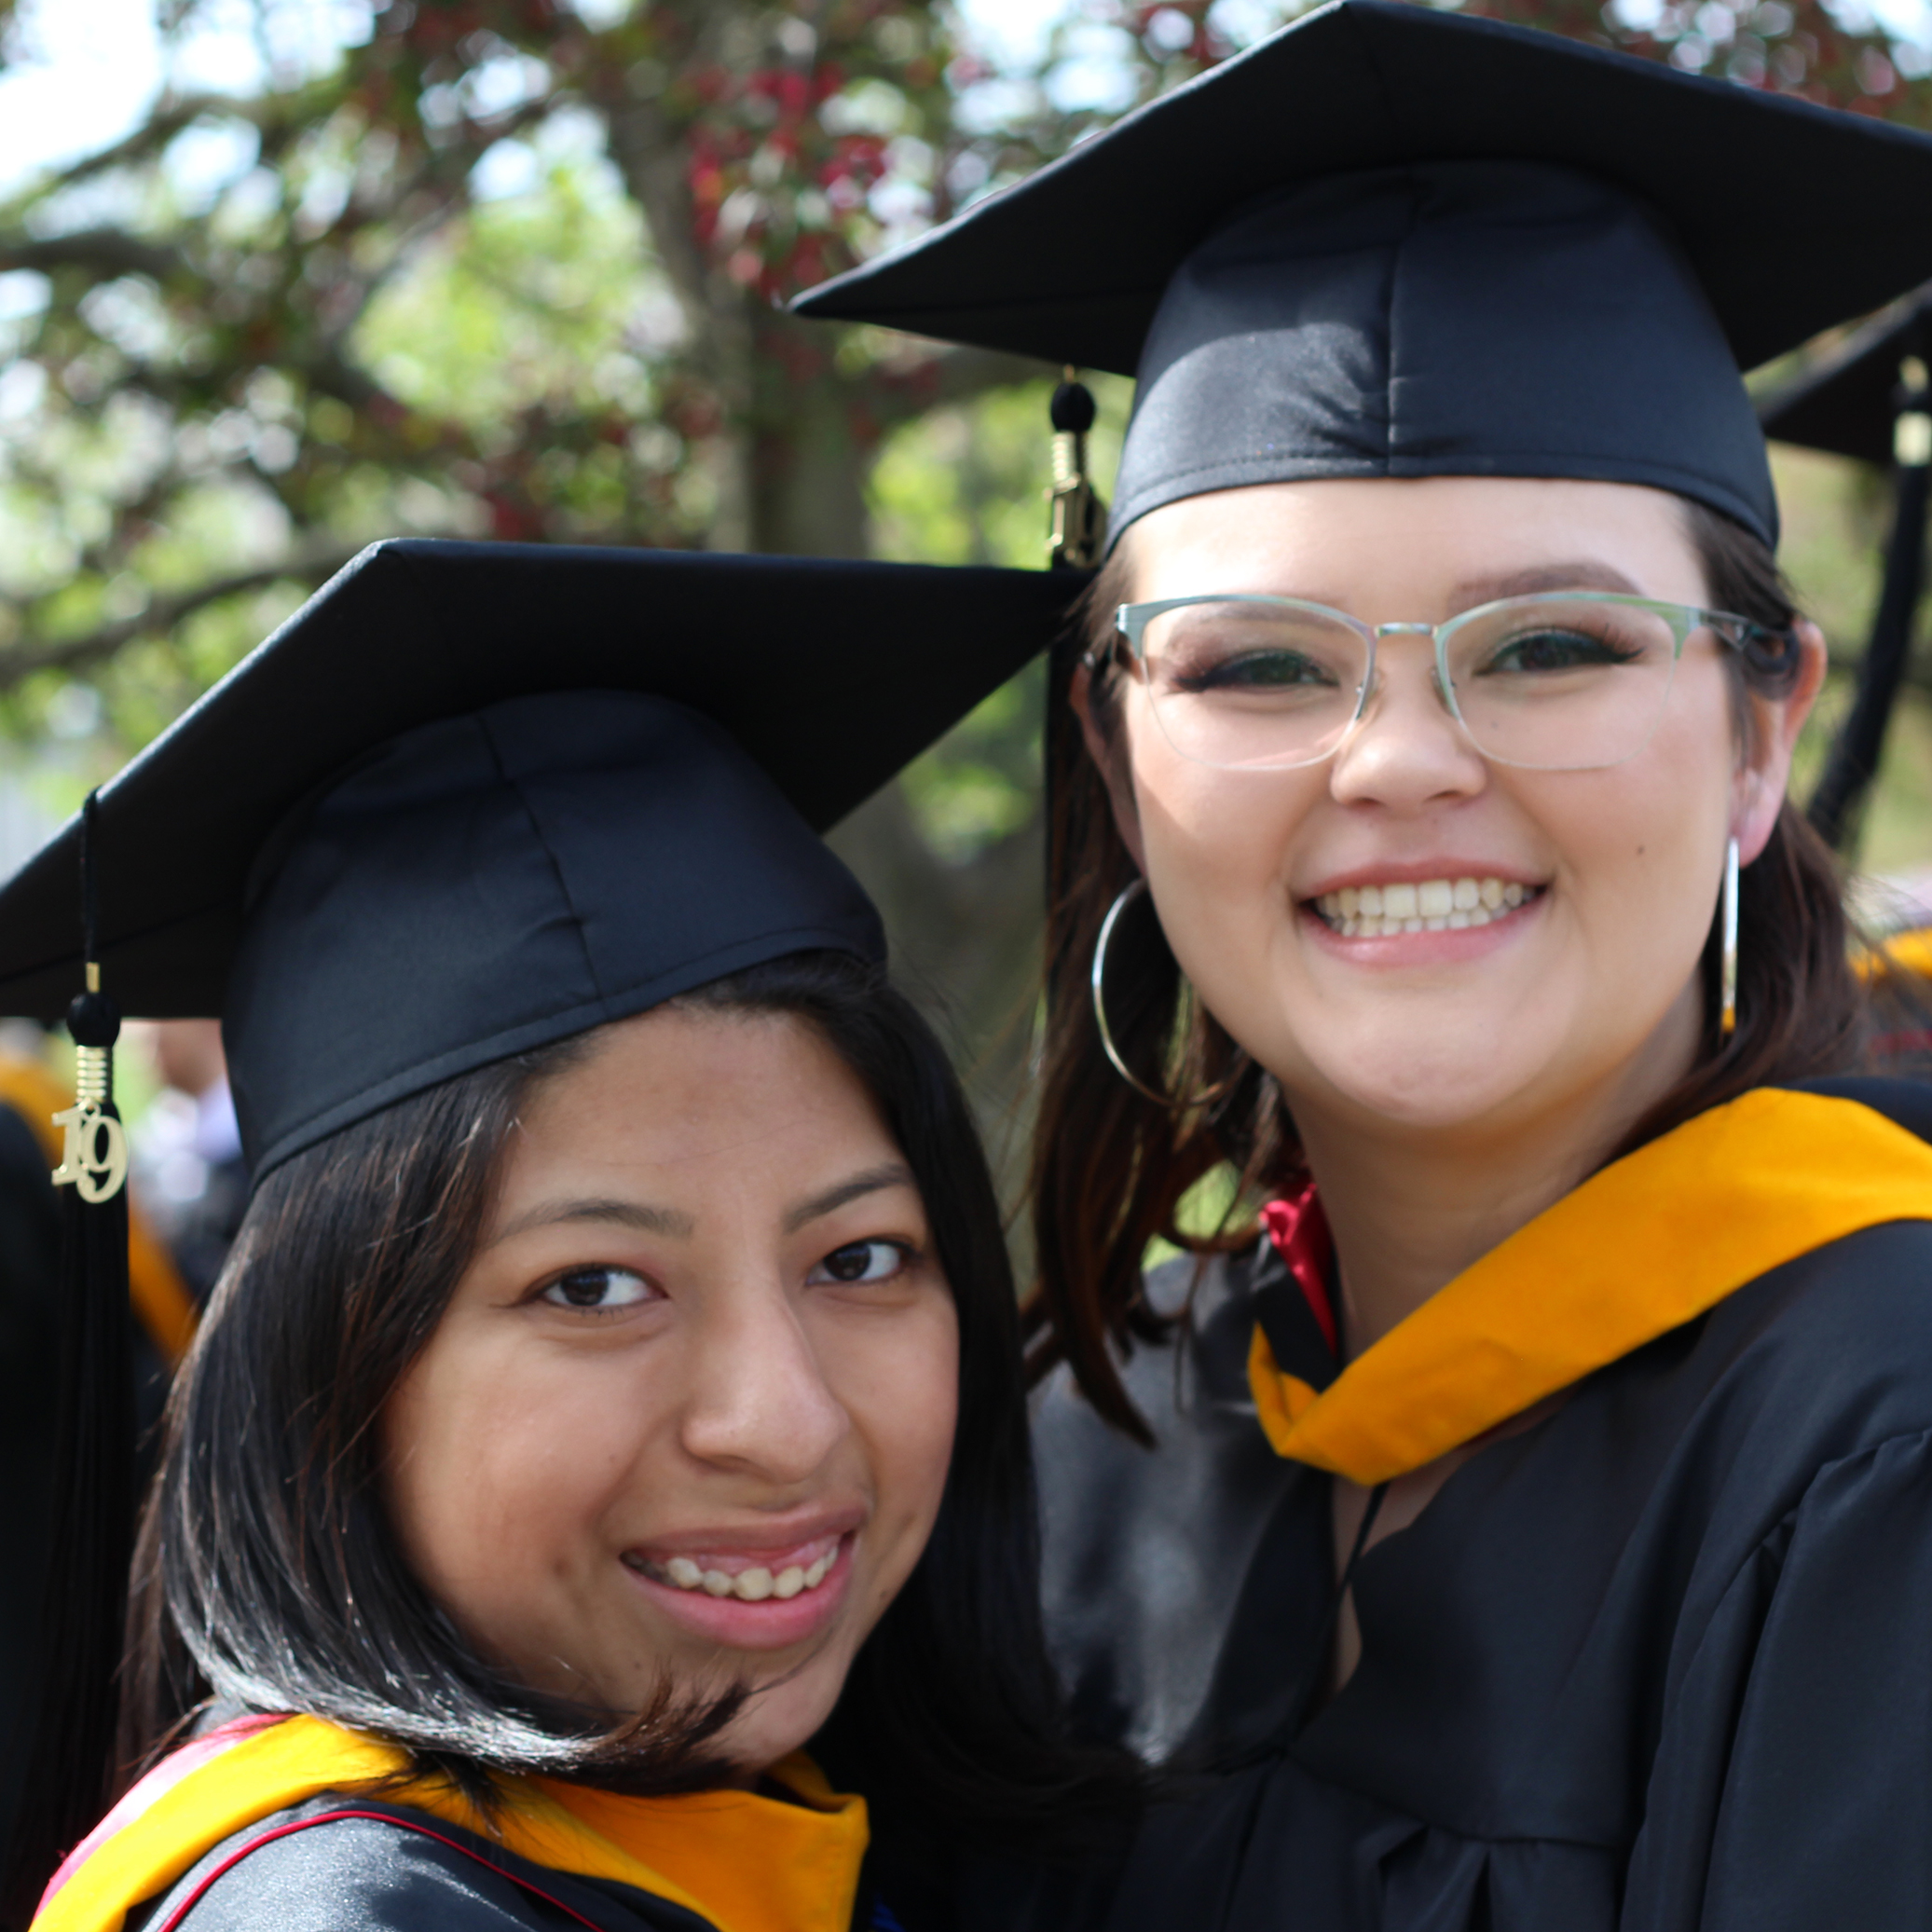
[1472,0,1932,120]
[0,0,1232,1167]
[0,0,1926,1164]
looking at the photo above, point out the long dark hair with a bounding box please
[126,950,1133,1844]
[1028,502,1878,1439]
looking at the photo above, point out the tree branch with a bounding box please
[0,229,185,283]
[0,541,363,693]
[858,344,1055,424]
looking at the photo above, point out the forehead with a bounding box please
[502,1007,897,1199]
[1122,476,1710,615]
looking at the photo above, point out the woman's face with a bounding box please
[1087,476,1824,1144]
[383,1006,959,1776]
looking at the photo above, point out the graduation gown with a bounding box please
[0,1100,60,1856]
[33,1713,891,1932]
[1022,1076,1932,1930]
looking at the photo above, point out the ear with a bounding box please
[1733,619,1828,864]
[1071,660,1148,874]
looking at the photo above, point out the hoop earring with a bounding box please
[1090,877,1241,1109]
[1720,835,1740,1038]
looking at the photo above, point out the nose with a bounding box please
[678,1280,851,1485]
[1328,633,1489,810]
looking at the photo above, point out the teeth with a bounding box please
[1314,877,1536,937]
[647,1546,837,1602]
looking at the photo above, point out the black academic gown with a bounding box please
[0,1103,62,1856]
[1017,1076,1932,1931]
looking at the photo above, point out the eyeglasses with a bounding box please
[1107,591,1788,774]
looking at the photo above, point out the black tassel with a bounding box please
[2,794,134,1930]
[1810,355,1932,852]
[1047,368,1105,569]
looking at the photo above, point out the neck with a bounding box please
[1295,995,1703,1356]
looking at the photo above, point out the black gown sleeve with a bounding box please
[1630,1424,1932,1929]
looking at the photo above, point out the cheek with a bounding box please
[1549,689,1735,933]
[826,1299,959,1564]
[1129,727,1316,931]
[384,1336,647,1636]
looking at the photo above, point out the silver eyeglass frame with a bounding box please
[1106,590,1780,774]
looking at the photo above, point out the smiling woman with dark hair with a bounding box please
[0,547,1131,1932]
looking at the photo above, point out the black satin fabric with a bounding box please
[1112,160,1775,545]
[999,1077,1932,1930]
[0,1103,59,1861]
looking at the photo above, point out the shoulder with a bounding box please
[144,1798,692,1932]
[1652,1076,1932,1441]
[1695,1213,1932,1449]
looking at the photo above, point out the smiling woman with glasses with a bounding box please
[794,4,1932,1927]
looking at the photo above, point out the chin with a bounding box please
[713,1668,845,1773]
[1303,1023,1571,1136]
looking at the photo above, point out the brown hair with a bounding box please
[1026,500,1873,1439]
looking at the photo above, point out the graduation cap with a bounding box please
[0,538,1082,1913]
[1760,294,1932,849]
[795,0,1932,560]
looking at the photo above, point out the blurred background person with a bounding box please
[129,1021,245,1306]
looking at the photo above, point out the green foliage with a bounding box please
[5,0,1932,900]
[869,373,1131,862]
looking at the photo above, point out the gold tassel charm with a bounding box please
[51,800,129,1205]
[1047,367,1106,569]
[52,965,127,1205]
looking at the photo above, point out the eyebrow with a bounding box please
[1448,561,1646,605]
[486,1161,920,1248]
[783,1162,919,1234]
[488,1197,695,1246]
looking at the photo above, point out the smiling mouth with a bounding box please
[623,1534,843,1605]
[1311,875,1544,939]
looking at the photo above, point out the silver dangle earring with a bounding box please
[1090,877,1240,1109]
[1720,835,1740,1038]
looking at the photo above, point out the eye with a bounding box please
[1177,649,1341,694]
[539,1265,657,1312]
[807,1240,910,1286]
[1479,626,1639,675]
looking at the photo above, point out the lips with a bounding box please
[619,1513,863,1650]
[625,1533,841,1603]
[1309,874,1545,938]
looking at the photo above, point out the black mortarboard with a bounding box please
[1759,292,1932,848]
[794,0,1932,552]
[0,540,1079,1176]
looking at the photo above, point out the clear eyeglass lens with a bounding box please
[1137,600,1369,771]
[1136,596,1686,773]
[1442,597,1683,771]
